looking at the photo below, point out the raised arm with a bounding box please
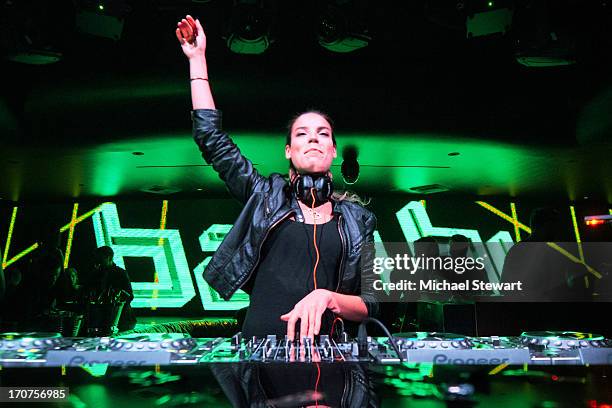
[176,15,266,203]
[176,15,215,110]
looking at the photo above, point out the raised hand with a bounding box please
[175,15,206,60]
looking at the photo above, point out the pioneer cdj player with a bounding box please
[1,331,611,367]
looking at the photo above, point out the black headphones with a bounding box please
[292,172,333,207]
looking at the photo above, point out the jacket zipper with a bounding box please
[233,209,293,293]
[335,214,346,292]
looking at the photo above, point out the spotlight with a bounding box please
[465,0,514,38]
[341,145,360,185]
[512,0,576,67]
[0,0,69,64]
[225,0,274,55]
[74,0,131,41]
[316,0,371,53]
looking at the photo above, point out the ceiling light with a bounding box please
[1,0,67,64]
[316,0,371,53]
[75,0,131,41]
[465,0,514,39]
[512,0,576,67]
[225,0,274,55]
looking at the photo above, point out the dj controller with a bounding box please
[1,331,611,367]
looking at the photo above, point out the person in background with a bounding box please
[501,207,576,301]
[55,267,82,309]
[5,223,64,331]
[81,246,136,332]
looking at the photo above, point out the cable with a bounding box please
[314,362,321,408]
[358,317,404,362]
[310,188,322,408]
[310,188,320,290]
[330,316,344,339]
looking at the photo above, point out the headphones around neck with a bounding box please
[292,172,333,207]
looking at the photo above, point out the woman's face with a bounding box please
[285,112,337,174]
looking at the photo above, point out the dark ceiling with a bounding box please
[1,0,611,203]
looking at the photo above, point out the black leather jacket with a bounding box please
[192,109,379,318]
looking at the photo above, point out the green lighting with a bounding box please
[12,126,547,199]
[488,363,509,375]
[98,4,104,11]
[60,203,105,232]
[510,202,521,242]
[152,200,169,311]
[395,201,513,284]
[569,205,582,245]
[488,1,494,6]
[569,205,589,288]
[476,201,531,233]
[194,224,250,311]
[64,203,79,269]
[6,196,605,312]
[81,364,108,377]
[374,231,391,286]
[92,202,196,308]
[5,243,38,268]
[2,207,17,268]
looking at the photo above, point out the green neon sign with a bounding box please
[92,203,195,308]
[87,200,515,309]
[194,224,250,311]
[396,201,514,283]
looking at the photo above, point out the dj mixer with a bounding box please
[1,331,611,367]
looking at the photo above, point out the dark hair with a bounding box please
[95,245,114,260]
[449,234,469,243]
[284,110,370,205]
[449,234,470,258]
[414,236,440,257]
[285,110,336,146]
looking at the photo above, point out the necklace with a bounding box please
[304,207,323,220]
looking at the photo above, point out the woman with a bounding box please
[176,15,378,341]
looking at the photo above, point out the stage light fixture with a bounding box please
[0,0,66,64]
[465,0,514,38]
[74,0,131,41]
[512,0,576,67]
[225,0,274,55]
[316,0,371,53]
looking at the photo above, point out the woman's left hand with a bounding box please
[281,289,333,341]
